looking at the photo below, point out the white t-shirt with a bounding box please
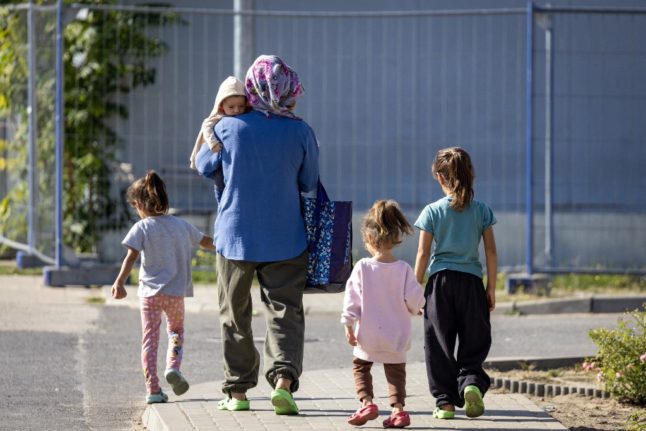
[122,215,205,298]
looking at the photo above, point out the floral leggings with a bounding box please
[140,295,185,394]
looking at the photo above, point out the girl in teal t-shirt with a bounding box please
[413,147,497,420]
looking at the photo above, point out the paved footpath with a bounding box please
[110,285,633,430]
[143,361,567,431]
[109,287,592,430]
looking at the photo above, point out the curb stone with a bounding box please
[486,356,611,399]
[495,295,646,315]
[490,376,609,399]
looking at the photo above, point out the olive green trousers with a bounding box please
[216,250,307,394]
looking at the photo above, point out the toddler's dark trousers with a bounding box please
[423,269,491,408]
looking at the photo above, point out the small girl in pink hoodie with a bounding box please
[341,199,425,429]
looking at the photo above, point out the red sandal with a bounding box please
[382,411,410,428]
[347,403,379,426]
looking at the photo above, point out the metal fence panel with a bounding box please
[531,9,646,272]
[0,5,57,264]
[2,3,645,274]
[113,7,529,268]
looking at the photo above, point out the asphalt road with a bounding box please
[0,276,625,430]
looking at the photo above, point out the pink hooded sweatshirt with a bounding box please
[341,258,425,364]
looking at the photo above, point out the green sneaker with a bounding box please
[432,406,455,419]
[271,388,299,415]
[464,385,485,418]
[217,397,250,411]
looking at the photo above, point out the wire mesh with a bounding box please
[0,5,57,264]
[531,9,646,272]
[1,3,645,274]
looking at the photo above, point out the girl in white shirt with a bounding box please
[111,171,214,404]
[341,200,425,429]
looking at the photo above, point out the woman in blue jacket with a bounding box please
[196,54,319,416]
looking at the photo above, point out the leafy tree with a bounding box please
[0,2,44,255]
[0,0,180,254]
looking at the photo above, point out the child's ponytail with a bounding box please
[432,147,474,211]
[143,171,169,215]
[127,170,169,215]
[362,200,413,250]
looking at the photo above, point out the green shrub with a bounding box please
[587,307,646,405]
[626,410,646,431]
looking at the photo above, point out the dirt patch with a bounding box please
[526,395,642,431]
[488,368,645,431]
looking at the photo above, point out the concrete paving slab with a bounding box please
[143,362,567,430]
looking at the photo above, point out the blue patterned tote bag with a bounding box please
[301,180,353,293]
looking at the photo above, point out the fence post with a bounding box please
[55,0,64,268]
[525,0,534,275]
[542,12,554,268]
[27,0,37,254]
[234,0,254,80]
[16,0,45,268]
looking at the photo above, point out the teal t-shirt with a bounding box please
[414,196,496,278]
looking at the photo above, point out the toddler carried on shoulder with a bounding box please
[189,76,249,201]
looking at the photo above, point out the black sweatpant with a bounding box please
[423,269,491,408]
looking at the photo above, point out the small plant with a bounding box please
[626,409,646,431]
[86,296,105,305]
[191,249,217,284]
[586,306,646,405]
[518,361,535,372]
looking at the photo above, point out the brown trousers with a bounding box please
[352,357,407,407]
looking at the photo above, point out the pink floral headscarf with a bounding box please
[245,55,303,119]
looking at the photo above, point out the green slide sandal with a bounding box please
[271,388,299,415]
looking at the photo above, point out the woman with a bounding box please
[195,55,319,415]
